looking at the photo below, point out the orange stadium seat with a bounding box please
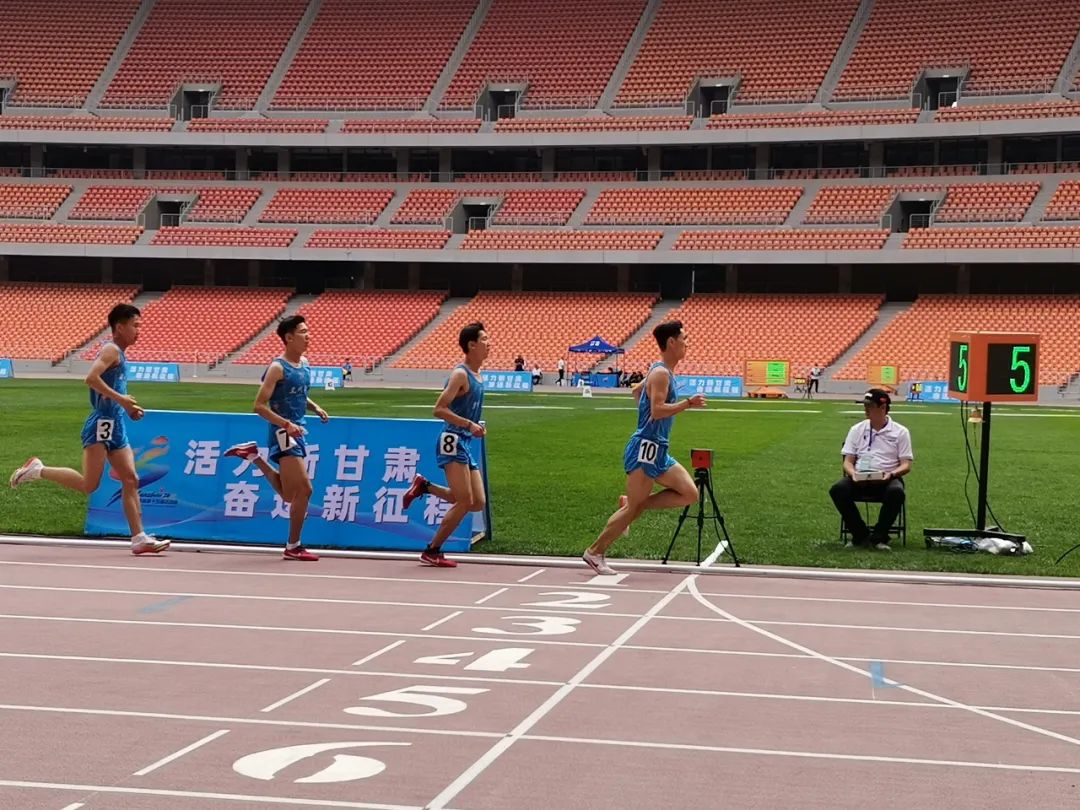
[617,0,859,106]
[0,184,72,219]
[187,119,329,133]
[495,117,693,133]
[933,183,1040,222]
[674,229,889,251]
[707,109,920,129]
[0,282,139,362]
[71,187,262,222]
[273,0,478,110]
[149,227,297,248]
[835,295,1080,385]
[306,230,451,249]
[618,294,884,377]
[585,187,803,226]
[0,224,141,245]
[461,230,661,250]
[0,117,173,132]
[260,188,396,224]
[391,291,658,370]
[834,0,1080,100]
[342,119,484,134]
[236,289,448,367]
[804,185,937,224]
[80,287,291,365]
[442,0,647,109]
[1042,181,1080,221]
[102,0,308,109]
[936,102,1080,123]
[903,226,1080,250]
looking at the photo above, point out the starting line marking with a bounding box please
[132,729,230,776]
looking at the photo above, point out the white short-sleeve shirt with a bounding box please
[841,418,913,474]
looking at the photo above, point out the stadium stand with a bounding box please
[835,295,1080,384]
[341,119,484,134]
[1042,181,1080,221]
[81,286,291,365]
[273,0,478,110]
[306,229,451,249]
[391,190,464,224]
[618,294,885,377]
[494,117,693,132]
[149,227,297,248]
[585,187,803,225]
[804,185,934,224]
[0,185,72,219]
[616,0,860,106]
[259,188,396,224]
[461,230,662,250]
[0,282,138,362]
[0,224,141,244]
[0,0,139,105]
[674,229,890,250]
[441,0,647,109]
[102,0,309,109]
[187,119,329,133]
[707,109,920,129]
[70,187,262,222]
[834,0,1080,100]
[903,226,1080,249]
[490,190,585,225]
[0,117,173,132]
[935,101,1080,122]
[932,183,1040,222]
[237,289,447,367]
[391,291,658,370]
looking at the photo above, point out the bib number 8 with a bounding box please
[96,419,115,442]
[637,439,659,464]
[439,431,460,457]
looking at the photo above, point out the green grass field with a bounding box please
[2,378,1079,577]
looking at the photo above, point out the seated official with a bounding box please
[829,388,913,550]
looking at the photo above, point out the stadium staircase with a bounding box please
[815,0,876,103]
[84,0,157,112]
[822,300,910,388]
[255,0,324,113]
[212,291,314,377]
[589,298,683,373]
[380,297,474,367]
[566,187,606,228]
[1025,179,1064,222]
[1054,26,1080,94]
[424,0,494,113]
[597,0,664,111]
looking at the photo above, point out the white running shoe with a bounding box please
[9,457,43,488]
[223,441,260,461]
[582,549,616,575]
[618,494,630,537]
[131,532,170,555]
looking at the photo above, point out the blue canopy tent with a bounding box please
[568,336,625,386]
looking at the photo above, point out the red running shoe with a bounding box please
[402,474,429,509]
[224,441,259,461]
[420,548,457,568]
[283,545,319,561]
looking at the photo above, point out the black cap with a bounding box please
[860,388,891,406]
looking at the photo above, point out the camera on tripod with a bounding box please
[690,448,713,472]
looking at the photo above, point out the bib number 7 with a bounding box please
[275,427,295,453]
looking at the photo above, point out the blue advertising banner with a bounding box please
[674,375,743,398]
[0,358,12,379]
[310,366,345,389]
[482,370,533,392]
[912,381,958,403]
[85,411,487,552]
[128,362,180,383]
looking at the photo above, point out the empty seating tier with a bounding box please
[834,295,1080,384]
[259,188,396,224]
[491,190,585,225]
[392,291,657,371]
[187,119,329,133]
[341,119,484,133]
[0,117,173,131]
[804,185,937,224]
[617,0,860,106]
[619,294,883,377]
[585,187,803,225]
[494,117,693,132]
[0,184,72,219]
[391,190,470,224]
[708,109,920,129]
[87,286,290,365]
[674,229,889,250]
[103,0,309,109]
[0,0,139,105]
[933,183,1040,222]
[936,102,1080,122]
[238,289,447,367]
[834,0,1080,99]
[1044,181,1080,221]
[306,230,451,249]
[71,187,263,222]
[0,224,141,244]
[461,230,661,250]
[903,226,1080,249]
[442,0,647,109]
[0,282,138,362]
[149,227,296,248]
[273,0,478,110]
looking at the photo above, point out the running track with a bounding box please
[1,540,1079,809]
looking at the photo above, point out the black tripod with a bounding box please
[662,467,740,567]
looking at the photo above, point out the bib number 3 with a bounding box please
[439,431,460,457]
[637,439,660,464]
[96,419,115,442]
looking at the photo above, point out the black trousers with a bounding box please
[808,378,819,394]
[829,477,905,543]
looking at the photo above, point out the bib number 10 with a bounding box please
[637,439,660,464]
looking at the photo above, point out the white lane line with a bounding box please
[474,587,508,605]
[701,541,729,567]
[426,574,695,809]
[687,579,1080,750]
[60,804,85,810]
[352,639,407,666]
[583,573,628,586]
[516,569,545,583]
[132,729,230,776]
[421,611,462,632]
[681,589,1080,615]
[0,780,418,809]
[259,679,332,713]
[520,735,1080,774]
